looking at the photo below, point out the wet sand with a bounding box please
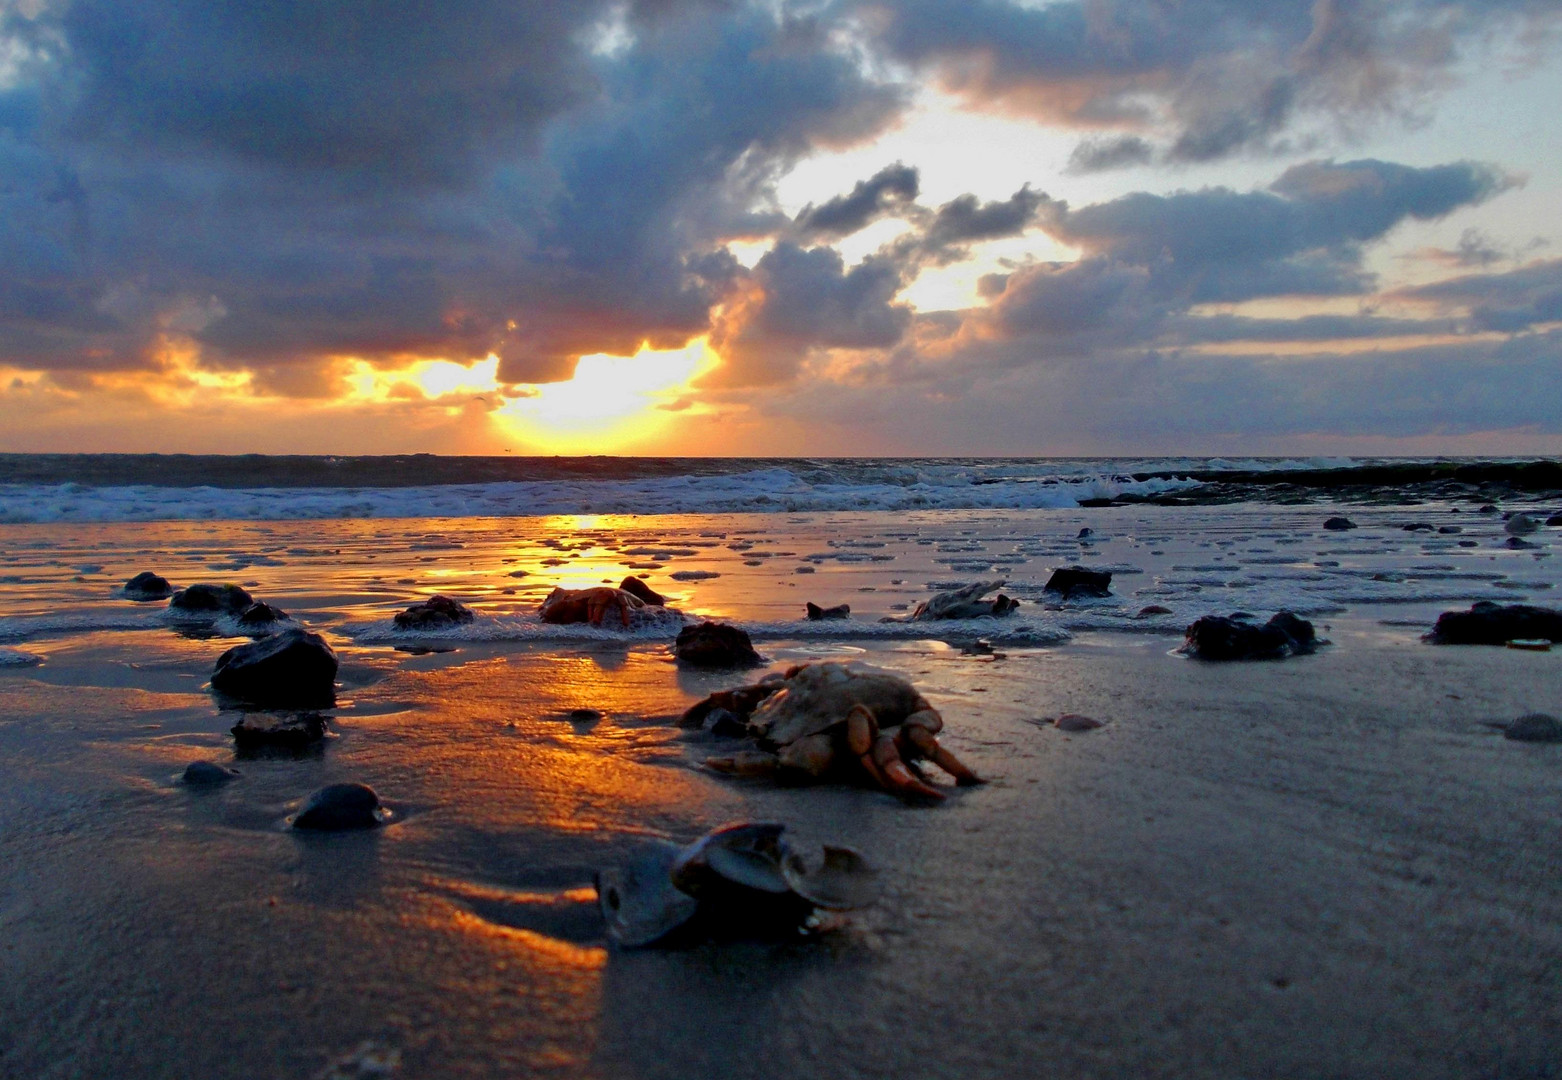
[2,507,1561,1077]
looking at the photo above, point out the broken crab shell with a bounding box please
[595,840,700,948]
[781,843,879,910]
[597,822,879,947]
[670,821,791,896]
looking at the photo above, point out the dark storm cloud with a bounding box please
[855,0,1558,162]
[0,0,906,389]
[707,241,911,385]
[795,162,919,238]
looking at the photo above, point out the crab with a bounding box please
[539,586,646,628]
[682,661,984,800]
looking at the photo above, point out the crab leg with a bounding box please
[899,722,984,786]
[846,705,945,800]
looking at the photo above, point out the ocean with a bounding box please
[1,454,1559,1078]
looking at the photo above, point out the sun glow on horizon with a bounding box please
[496,337,716,452]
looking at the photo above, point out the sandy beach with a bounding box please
[2,501,1560,1078]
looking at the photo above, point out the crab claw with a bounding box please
[846,705,946,801]
[899,716,984,787]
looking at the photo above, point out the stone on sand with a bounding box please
[211,627,338,706]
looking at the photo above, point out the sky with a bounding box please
[1,0,1560,457]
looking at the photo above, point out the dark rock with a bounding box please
[1458,540,1479,548]
[1478,504,1498,514]
[124,571,175,601]
[1426,602,1562,645]
[1137,604,1173,616]
[393,594,475,630]
[170,583,254,615]
[1076,527,1093,539]
[1184,611,1319,661]
[674,621,763,667]
[619,576,668,606]
[1505,713,1562,743]
[1401,522,1434,532]
[235,602,288,633]
[211,628,338,706]
[1548,514,1562,527]
[1322,516,1357,531]
[1438,525,1463,534]
[1043,567,1113,599]
[805,602,851,620]
[182,760,239,785]
[567,708,604,724]
[1506,537,1536,549]
[292,782,387,830]
[230,711,327,749]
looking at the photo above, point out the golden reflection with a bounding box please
[449,911,607,970]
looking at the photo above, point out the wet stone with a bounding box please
[124,571,175,601]
[1323,516,1357,531]
[1043,567,1113,599]
[1184,611,1318,661]
[212,627,338,707]
[292,782,388,830]
[1427,602,1562,645]
[675,621,763,668]
[393,595,475,630]
[182,760,240,785]
[230,711,328,749]
[1055,714,1104,732]
[1504,713,1562,743]
[235,601,288,633]
[170,583,254,615]
[805,602,850,620]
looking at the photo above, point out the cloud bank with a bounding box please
[0,0,1557,452]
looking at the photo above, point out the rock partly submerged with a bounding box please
[1426,602,1562,645]
[230,711,329,750]
[1183,611,1319,661]
[211,627,338,706]
[235,602,289,634]
[123,571,175,601]
[1042,567,1113,599]
[170,583,254,615]
[805,601,850,620]
[181,760,240,785]
[674,621,763,668]
[393,595,475,631]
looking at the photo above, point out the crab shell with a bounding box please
[747,662,942,748]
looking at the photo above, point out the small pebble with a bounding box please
[1504,713,1562,743]
[182,761,240,785]
[293,782,389,830]
[1055,714,1104,732]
